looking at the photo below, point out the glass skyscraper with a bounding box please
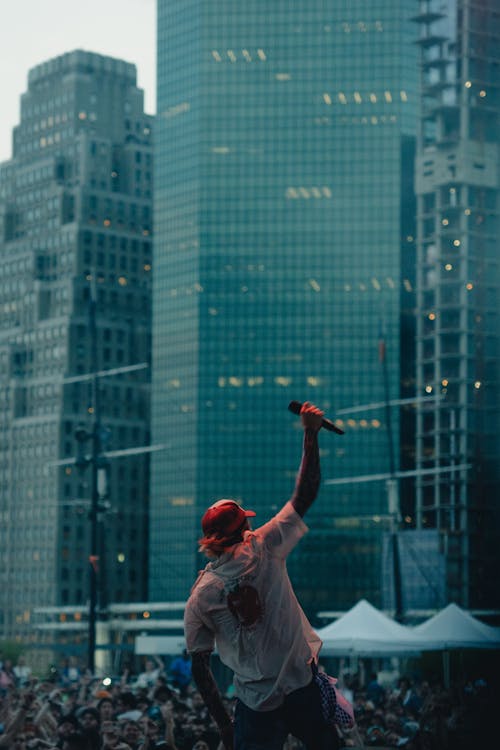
[151,1,418,616]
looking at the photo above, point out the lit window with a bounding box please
[276,73,291,81]
[474,381,481,389]
[464,208,471,215]
[371,116,378,124]
[479,90,486,98]
[354,91,362,103]
[307,377,321,386]
[286,187,299,199]
[212,50,222,62]
[275,377,291,386]
[428,312,436,320]
[403,279,412,292]
[212,146,230,154]
[371,277,381,290]
[386,277,395,288]
[371,419,381,428]
[118,276,127,286]
[309,279,320,292]
[117,553,125,563]
[78,112,87,120]
[465,81,472,88]
[322,186,332,198]
[218,377,226,387]
[400,91,408,102]
[442,218,449,225]
[323,93,332,105]
[103,219,111,227]
[338,92,347,104]
[209,307,218,315]
[299,187,310,199]
[144,264,152,271]
[257,49,267,61]
[384,91,392,102]
[445,263,453,271]
[242,49,252,62]
[466,282,473,290]
[227,50,237,62]
[442,379,449,387]
[247,377,264,387]
[453,239,461,247]
[229,377,243,387]
[369,93,377,103]
[425,385,433,393]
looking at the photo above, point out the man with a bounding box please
[184,402,339,750]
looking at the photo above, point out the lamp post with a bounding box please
[74,287,108,674]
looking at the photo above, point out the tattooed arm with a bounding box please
[290,402,323,518]
[191,651,233,750]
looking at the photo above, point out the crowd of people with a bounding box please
[0,652,494,749]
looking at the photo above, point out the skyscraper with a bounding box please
[0,50,153,644]
[151,1,418,615]
[414,0,500,609]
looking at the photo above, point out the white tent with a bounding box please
[413,602,500,650]
[316,599,423,656]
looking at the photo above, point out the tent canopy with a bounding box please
[316,599,423,656]
[413,602,500,650]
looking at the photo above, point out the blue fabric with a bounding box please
[234,678,339,750]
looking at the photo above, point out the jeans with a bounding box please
[234,678,340,750]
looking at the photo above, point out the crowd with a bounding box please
[0,652,495,749]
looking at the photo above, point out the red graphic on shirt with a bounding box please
[227,584,263,627]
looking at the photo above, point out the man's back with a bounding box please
[185,501,321,711]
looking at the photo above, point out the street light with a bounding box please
[74,421,110,674]
[74,285,110,674]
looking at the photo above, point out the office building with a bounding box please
[150,1,419,616]
[0,50,153,644]
[414,0,500,609]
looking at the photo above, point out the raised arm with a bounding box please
[290,402,323,517]
[191,651,233,750]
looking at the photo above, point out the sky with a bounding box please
[0,0,156,163]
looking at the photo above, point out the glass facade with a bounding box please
[151,1,418,616]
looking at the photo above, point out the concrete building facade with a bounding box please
[414,0,500,609]
[0,50,153,645]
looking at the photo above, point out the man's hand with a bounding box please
[300,401,324,432]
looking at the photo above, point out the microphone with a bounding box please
[288,400,345,435]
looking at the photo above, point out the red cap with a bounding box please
[201,499,256,538]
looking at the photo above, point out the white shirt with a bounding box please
[184,502,322,710]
